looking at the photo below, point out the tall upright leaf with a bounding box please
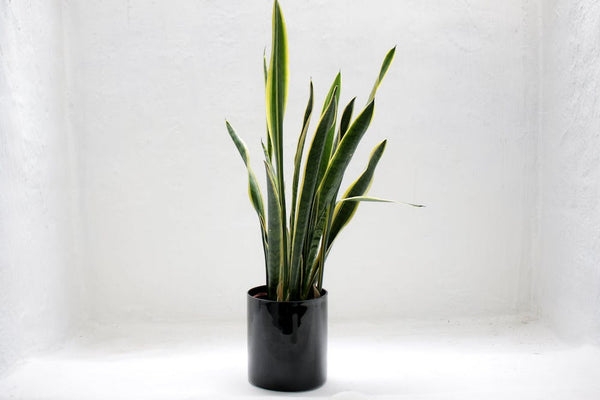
[266,1,288,165]
[226,121,269,279]
[317,100,375,207]
[321,72,342,114]
[367,46,395,103]
[264,162,284,300]
[290,82,314,235]
[265,0,289,289]
[225,121,266,234]
[301,101,375,274]
[263,50,273,161]
[316,73,341,186]
[289,89,337,298]
[338,97,356,144]
[307,49,395,285]
[327,140,387,250]
[305,74,341,290]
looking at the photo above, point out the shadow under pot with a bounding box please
[247,285,328,392]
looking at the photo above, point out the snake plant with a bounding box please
[226,0,420,301]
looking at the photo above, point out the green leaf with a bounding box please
[316,100,376,217]
[337,195,395,203]
[302,101,376,274]
[263,49,268,85]
[316,73,341,186]
[340,196,424,207]
[265,0,289,285]
[321,72,341,114]
[263,49,273,161]
[317,209,330,292]
[290,81,314,235]
[338,97,356,143]
[368,46,395,103]
[264,161,284,301]
[265,0,288,182]
[225,121,266,233]
[303,252,322,298]
[289,88,337,298]
[260,140,270,161]
[305,75,342,282]
[302,203,329,295]
[327,139,387,248]
[327,197,423,256]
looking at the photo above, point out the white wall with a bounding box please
[3,0,600,368]
[0,0,83,375]
[535,0,600,342]
[64,0,540,322]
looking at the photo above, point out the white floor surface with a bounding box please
[1,317,599,399]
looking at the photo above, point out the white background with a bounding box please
[2,0,600,382]
[67,0,538,323]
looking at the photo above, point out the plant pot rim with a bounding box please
[247,285,328,304]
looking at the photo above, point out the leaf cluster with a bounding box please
[226,0,420,301]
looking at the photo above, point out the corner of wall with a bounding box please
[0,0,85,376]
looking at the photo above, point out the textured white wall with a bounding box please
[65,0,540,322]
[4,0,600,373]
[0,0,83,375]
[536,0,600,342]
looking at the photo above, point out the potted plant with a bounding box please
[226,0,420,392]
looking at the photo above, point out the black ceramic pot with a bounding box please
[247,285,328,392]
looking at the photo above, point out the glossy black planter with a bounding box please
[247,285,328,392]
